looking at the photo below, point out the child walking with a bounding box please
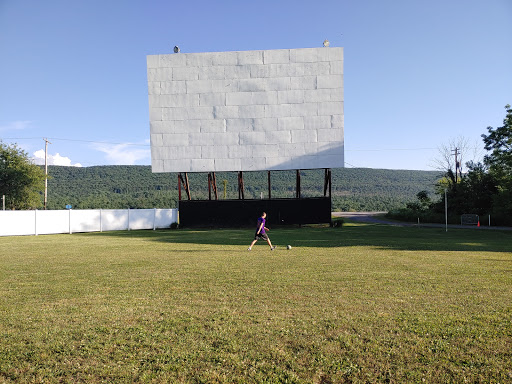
[248,212,276,251]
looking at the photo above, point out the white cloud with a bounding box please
[32,149,82,167]
[0,120,33,132]
[92,142,151,165]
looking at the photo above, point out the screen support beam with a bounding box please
[296,170,301,199]
[208,172,218,200]
[178,173,191,201]
[238,171,245,200]
[268,171,272,199]
[323,168,332,198]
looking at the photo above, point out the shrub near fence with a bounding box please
[0,209,178,237]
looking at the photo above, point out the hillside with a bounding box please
[44,166,442,211]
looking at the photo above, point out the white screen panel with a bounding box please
[148,47,344,172]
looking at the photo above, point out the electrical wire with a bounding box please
[3,137,480,153]
[2,137,150,146]
[345,147,436,152]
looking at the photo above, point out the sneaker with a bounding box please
[271,246,276,251]
[247,247,252,251]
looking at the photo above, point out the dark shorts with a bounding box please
[254,232,268,241]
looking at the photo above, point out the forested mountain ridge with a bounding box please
[44,166,442,212]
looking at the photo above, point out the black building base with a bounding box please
[178,197,331,228]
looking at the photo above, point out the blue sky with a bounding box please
[1,0,511,170]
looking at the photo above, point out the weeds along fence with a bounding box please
[0,209,178,237]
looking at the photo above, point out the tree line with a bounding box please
[43,166,440,212]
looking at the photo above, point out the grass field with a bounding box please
[1,222,511,383]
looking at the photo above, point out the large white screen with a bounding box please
[147,47,343,172]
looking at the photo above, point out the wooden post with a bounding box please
[238,171,245,200]
[238,172,241,199]
[212,172,218,200]
[324,169,328,196]
[178,173,191,200]
[268,171,271,199]
[296,169,301,199]
[207,173,218,200]
[178,173,182,201]
[329,169,332,198]
[323,168,332,197]
[208,173,212,200]
[184,172,191,200]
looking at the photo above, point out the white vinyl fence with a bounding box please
[0,209,178,237]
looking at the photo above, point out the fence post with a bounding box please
[445,189,448,232]
[69,209,72,234]
[100,209,103,232]
[35,209,38,236]
[127,208,130,231]
[153,208,157,230]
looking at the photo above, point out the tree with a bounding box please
[482,104,512,176]
[481,105,512,221]
[459,161,497,216]
[431,136,482,180]
[0,142,45,209]
[404,190,432,214]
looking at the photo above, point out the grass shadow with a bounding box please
[84,221,512,254]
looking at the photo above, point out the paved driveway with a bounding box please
[333,212,512,231]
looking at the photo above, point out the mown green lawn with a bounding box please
[0,223,511,383]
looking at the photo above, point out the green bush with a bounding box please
[330,217,344,227]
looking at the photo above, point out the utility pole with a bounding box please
[44,138,52,210]
[451,147,460,183]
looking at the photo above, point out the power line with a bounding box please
[48,137,150,146]
[345,147,436,152]
[345,146,480,152]
[1,137,437,151]
[2,137,150,146]
[2,137,41,140]
[3,137,481,153]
